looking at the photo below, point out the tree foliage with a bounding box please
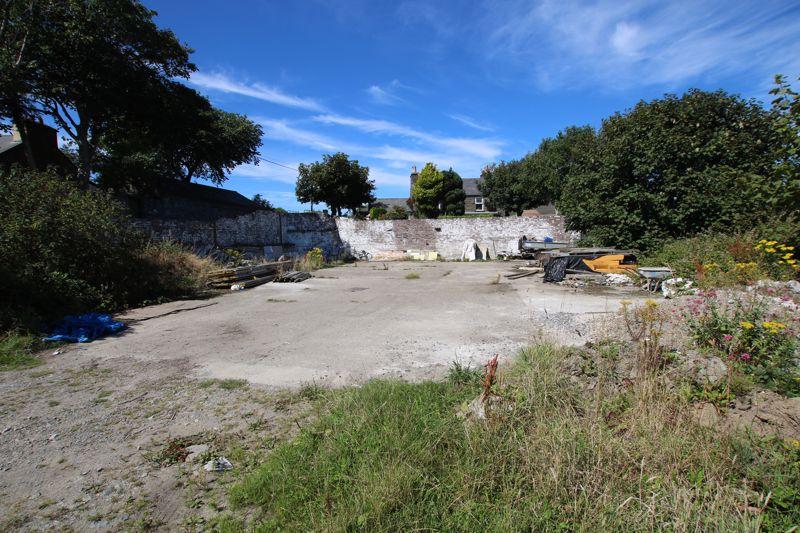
[411,163,465,217]
[295,153,375,216]
[481,126,595,215]
[0,0,262,187]
[482,88,795,251]
[98,82,262,188]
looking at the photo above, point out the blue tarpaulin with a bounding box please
[44,313,126,343]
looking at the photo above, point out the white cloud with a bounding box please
[448,114,494,132]
[190,72,325,111]
[312,113,503,160]
[255,117,350,152]
[481,0,800,91]
[367,85,405,106]
[366,79,418,106]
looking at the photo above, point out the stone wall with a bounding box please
[134,211,575,260]
[335,215,575,259]
[133,211,343,258]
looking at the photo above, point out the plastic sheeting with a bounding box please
[44,313,126,343]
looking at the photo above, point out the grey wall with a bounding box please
[335,216,575,259]
[134,212,575,260]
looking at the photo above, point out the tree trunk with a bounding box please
[75,121,92,187]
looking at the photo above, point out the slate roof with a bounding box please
[153,179,258,208]
[462,178,482,196]
[0,136,22,154]
[374,198,409,209]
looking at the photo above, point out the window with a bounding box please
[474,196,484,211]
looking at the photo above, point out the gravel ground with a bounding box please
[0,261,650,530]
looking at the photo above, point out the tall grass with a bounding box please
[0,332,41,370]
[224,345,799,531]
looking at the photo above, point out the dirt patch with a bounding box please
[0,354,309,531]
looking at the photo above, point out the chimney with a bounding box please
[409,165,419,195]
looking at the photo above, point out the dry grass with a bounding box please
[223,344,798,531]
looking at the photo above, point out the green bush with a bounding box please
[682,293,799,395]
[0,167,212,330]
[368,206,387,220]
[383,205,408,220]
[643,230,798,285]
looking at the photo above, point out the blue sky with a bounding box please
[145,0,800,210]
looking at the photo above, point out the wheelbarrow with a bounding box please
[637,267,673,292]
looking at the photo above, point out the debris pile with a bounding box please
[206,260,293,290]
[44,313,126,343]
[276,271,313,283]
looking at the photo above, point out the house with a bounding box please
[0,121,76,175]
[462,178,494,215]
[373,167,493,216]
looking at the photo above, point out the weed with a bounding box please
[199,379,249,391]
[405,272,420,280]
[442,270,453,277]
[227,344,800,531]
[47,400,60,407]
[298,382,324,401]
[446,361,482,386]
[682,292,799,395]
[489,273,501,284]
[0,332,41,370]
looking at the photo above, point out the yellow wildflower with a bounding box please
[786,246,795,251]
[783,253,794,259]
[788,259,797,265]
[767,241,778,246]
[740,321,754,329]
[765,248,776,253]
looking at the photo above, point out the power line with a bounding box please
[258,156,298,171]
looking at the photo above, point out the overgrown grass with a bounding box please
[224,345,800,531]
[199,378,249,391]
[0,332,42,370]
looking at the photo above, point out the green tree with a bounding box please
[0,0,194,185]
[480,126,596,215]
[769,74,800,214]
[98,82,262,187]
[411,163,444,218]
[251,194,273,210]
[558,89,782,250]
[295,153,375,216]
[441,168,466,215]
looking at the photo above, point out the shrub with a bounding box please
[369,206,387,220]
[0,167,212,330]
[644,232,798,286]
[296,247,324,272]
[384,206,408,220]
[0,332,42,370]
[682,292,799,396]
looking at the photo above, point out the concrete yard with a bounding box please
[81,261,645,388]
[0,260,649,530]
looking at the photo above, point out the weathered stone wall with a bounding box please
[133,211,343,258]
[335,216,576,259]
[134,212,574,260]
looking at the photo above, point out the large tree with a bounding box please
[98,82,262,188]
[440,168,466,216]
[558,89,782,250]
[295,153,375,216]
[0,0,195,185]
[480,126,596,215]
[410,163,444,218]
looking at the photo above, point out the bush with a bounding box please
[682,292,799,396]
[0,167,212,330]
[384,206,408,220]
[643,231,798,285]
[368,206,387,220]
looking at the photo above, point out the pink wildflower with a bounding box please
[722,334,733,342]
[740,353,751,361]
